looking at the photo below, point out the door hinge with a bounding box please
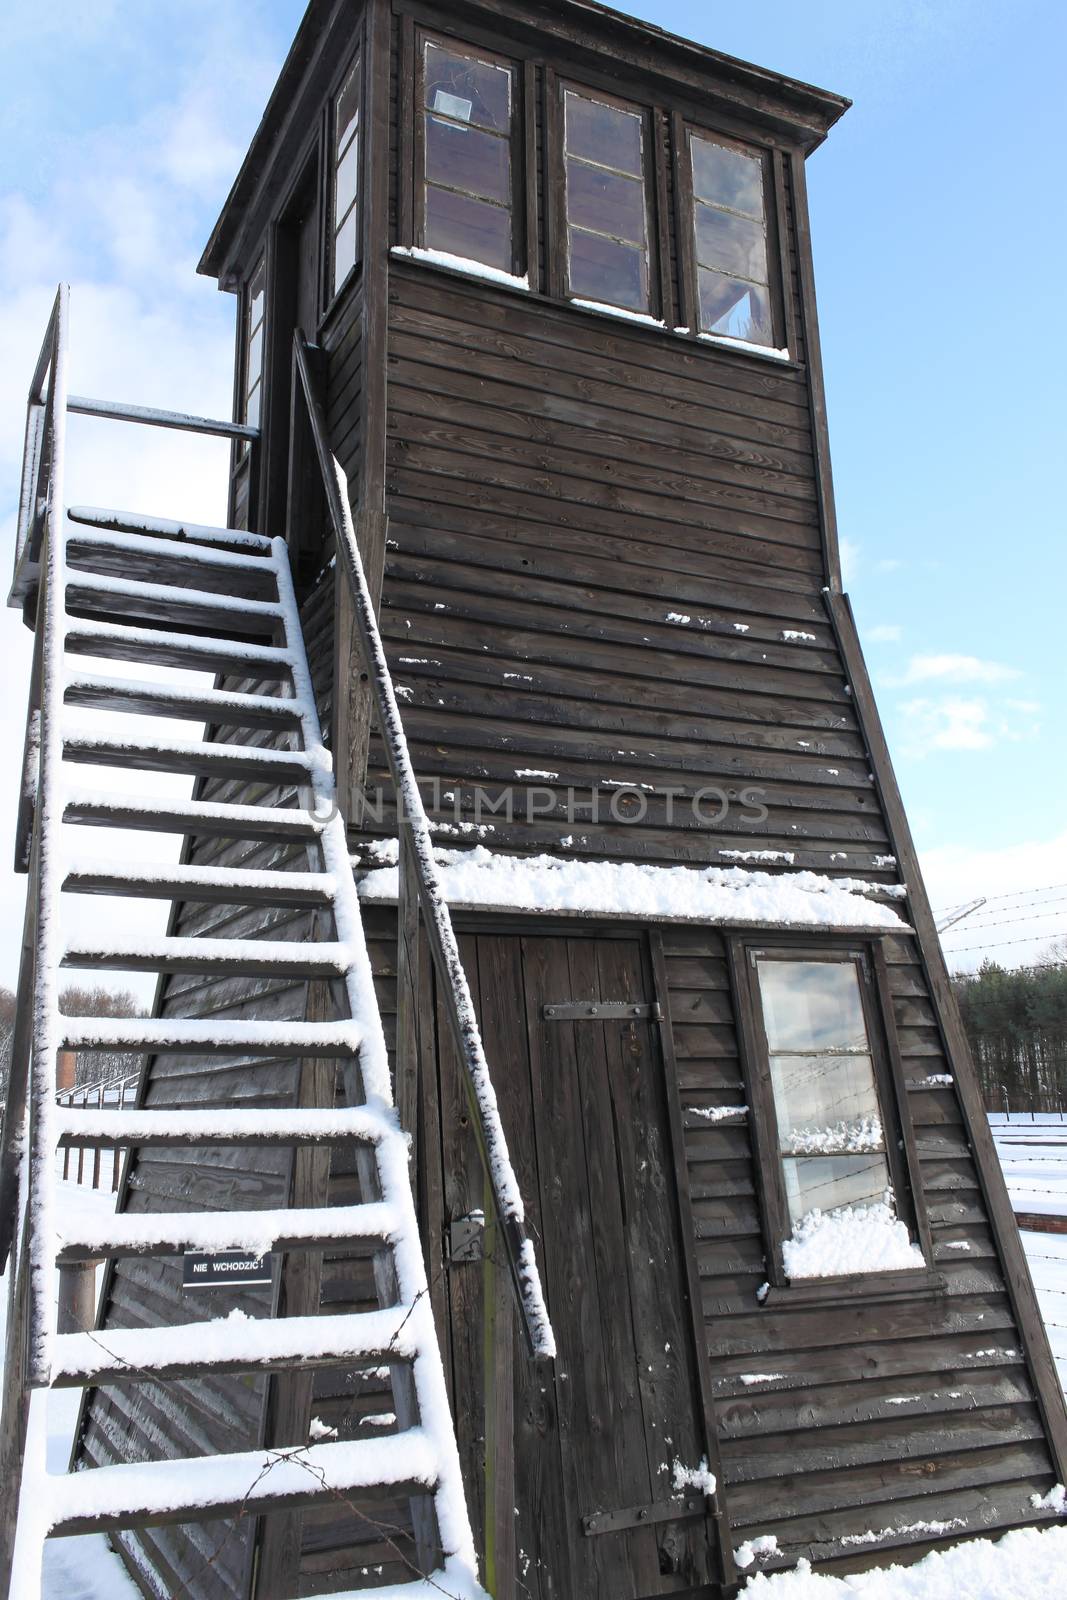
[542,1000,662,1022]
[583,1493,707,1536]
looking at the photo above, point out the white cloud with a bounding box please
[875,557,902,574]
[899,696,993,751]
[840,535,861,584]
[895,692,1041,760]
[893,652,1021,686]
[866,623,901,643]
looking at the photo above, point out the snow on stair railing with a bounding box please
[293,330,556,1361]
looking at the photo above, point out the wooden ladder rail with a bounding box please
[292,330,555,1362]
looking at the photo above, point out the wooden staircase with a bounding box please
[0,287,552,1598]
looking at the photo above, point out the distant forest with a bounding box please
[953,958,1067,1114]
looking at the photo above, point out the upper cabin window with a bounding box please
[563,88,650,314]
[242,259,265,432]
[689,130,773,346]
[332,58,361,296]
[749,951,925,1279]
[419,39,516,273]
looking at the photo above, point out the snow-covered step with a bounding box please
[64,669,302,729]
[65,569,283,636]
[64,616,293,678]
[54,1104,391,1149]
[66,520,277,574]
[47,1431,438,1536]
[58,1015,361,1058]
[63,858,335,908]
[56,1200,397,1261]
[62,729,316,784]
[63,788,322,841]
[53,1305,418,1385]
[62,932,351,979]
[68,504,274,556]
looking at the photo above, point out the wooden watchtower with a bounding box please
[3,2,1066,1597]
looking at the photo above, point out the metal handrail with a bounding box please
[292,330,555,1360]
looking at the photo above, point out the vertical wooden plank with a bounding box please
[437,932,489,1562]
[397,13,415,247]
[652,112,674,328]
[726,938,790,1287]
[522,60,540,292]
[478,932,564,1600]
[670,113,695,333]
[542,68,563,300]
[771,148,798,359]
[595,935,718,1591]
[649,930,738,1591]
[789,147,842,591]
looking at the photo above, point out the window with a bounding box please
[242,259,265,433]
[689,130,773,346]
[563,88,650,314]
[742,948,927,1283]
[419,39,516,273]
[332,58,361,295]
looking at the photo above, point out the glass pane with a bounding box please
[425,185,511,270]
[690,135,763,218]
[426,115,510,204]
[424,42,511,134]
[336,62,360,155]
[245,378,261,431]
[757,961,869,1053]
[769,1053,883,1151]
[246,325,262,393]
[568,226,648,311]
[565,90,642,175]
[694,204,766,282]
[566,158,645,247]
[336,133,359,220]
[698,270,773,343]
[248,265,265,336]
[333,208,358,293]
[782,1154,891,1227]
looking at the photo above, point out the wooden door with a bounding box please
[435,930,722,1599]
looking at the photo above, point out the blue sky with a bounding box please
[0,0,1064,979]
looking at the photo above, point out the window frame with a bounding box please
[412,28,526,280]
[674,119,792,355]
[551,75,660,319]
[729,936,934,1295]
[239,256,267,443]
[327,49,363,309]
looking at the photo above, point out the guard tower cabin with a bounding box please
[4,1,1066,1598]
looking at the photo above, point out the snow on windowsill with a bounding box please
[781,1202,926,1280]
[356,845,909,933]
[390,245,530,292]
[698,330,792,362]
[570,297,666,329]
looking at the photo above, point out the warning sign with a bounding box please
[182,1250,273,1289]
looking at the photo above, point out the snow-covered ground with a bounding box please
[741,1525,1067,1599]
[991,1113,1067,1391]
[3,1126,1066,1598]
